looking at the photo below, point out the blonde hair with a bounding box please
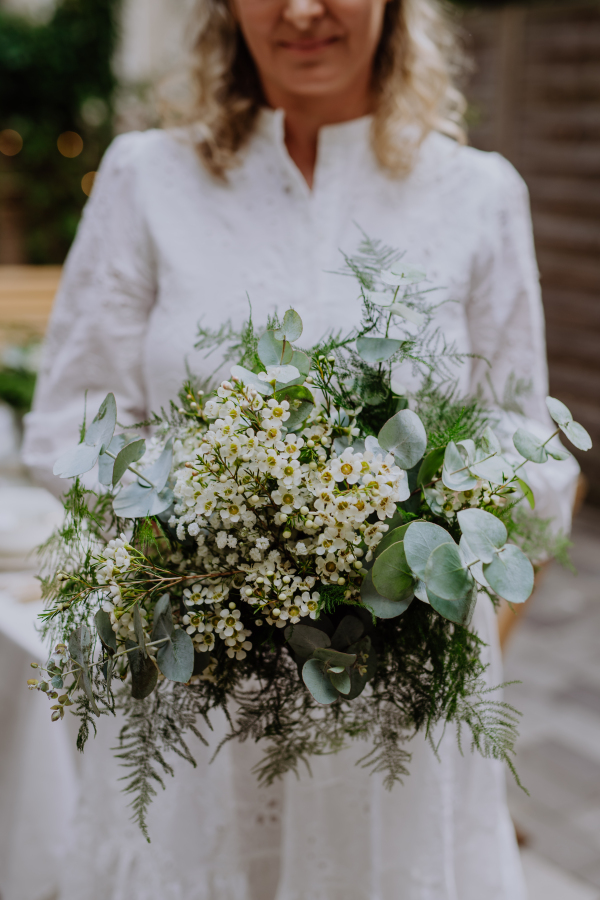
[183,0,466,179]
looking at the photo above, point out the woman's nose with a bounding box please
[282,0,326,30]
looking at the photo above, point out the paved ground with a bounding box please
[504,505,600,898]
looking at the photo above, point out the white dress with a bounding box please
[23,110,579,900]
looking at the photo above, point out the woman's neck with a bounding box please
[263,83,373,189]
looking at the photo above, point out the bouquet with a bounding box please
[30,239,591,838]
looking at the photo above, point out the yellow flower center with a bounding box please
[341,463,353,476]
[225,616,236,627]
[272,407,284,418]
[325,561,336,573]
[284,465,294,477]
[283,493,295,505]
[228,505,239,516]
[289,606,300,617]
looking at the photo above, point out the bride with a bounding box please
[24,0,578,897]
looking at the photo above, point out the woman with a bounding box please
[24,0,578,897]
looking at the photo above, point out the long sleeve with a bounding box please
[22,132,157,497]
[466,154,579,535]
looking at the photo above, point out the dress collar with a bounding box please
[254,107,373,194]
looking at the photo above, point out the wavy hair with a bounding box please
[180,0,467,179]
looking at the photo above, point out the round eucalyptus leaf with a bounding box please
[291,349,311,376]
[84,392,117,451]
[331,615,364,650]
[442,441,478,491]
[157,628,194,683]
[151,593,173,642]
[483,544,534,604]
[414,580,430,603]
[479,426,502,456]
[426,583,478,627]
[112,438,146,486]
[258,330,293,367]
[230,365,272,396]
[302,658,339,705]
[112,482,172,518]
[274,309,303,343]
[286,623,330,658]
[424,542,473,601]
[561,420,592,452]
[98,434,127,485]
[356,336,402,364]
[284,401,313,432]
[417,447,445,487]
[457,508,507,564]
[513,428,548,464]
[404,521,453,580]
[546,396,572,427]
[53,442,102,478]
[374,521,414,559]
[547,445,570,461]
[360,569,412,619]
[329,669,351,695]
[470,451,512,485]
[137,439,173,492]
[365,290,392,306]
[378,409,427,469]
[312,647,357,667]
[458,535,490,588]
[389,301,426,326]
[372,541,414,602]
[380,263,426,285]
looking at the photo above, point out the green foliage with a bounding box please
[0,365,36,413]
[0,0,119,263]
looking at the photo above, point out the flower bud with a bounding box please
[282,530,292,539]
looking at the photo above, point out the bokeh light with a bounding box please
[81,171,97,196]
[57,131,83,158]
[0,129,23,156]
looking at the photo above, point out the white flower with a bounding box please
[272,487,302,515]
[188,522,200,537]
[217,607,243,638]
[295,541,308,555]
[255,536,270,551]
[300,591,320,619]
[330,448,363,484]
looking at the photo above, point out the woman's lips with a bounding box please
[279,35,341,53]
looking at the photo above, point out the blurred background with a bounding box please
[0,1,598,898]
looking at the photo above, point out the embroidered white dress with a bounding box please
[23,110,579,900]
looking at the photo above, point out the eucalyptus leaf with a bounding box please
[258,330,293,367]
[458,535,490,588]
[291,349,311,377]
[417,447,445,487]
[561,420,592,452]
[126,639,158,699]
[329,669,351,695]
[404,520,453,580]
[286,623,330,658]
[275,384,314,405]
[483,544,534,604]
[547,445,571,461]
[274,309,303,342]
[361,568,413,619]
[372,541,414,602]
[414,580,429,603]
[470,449,511,485]
[260,364,301,388]
[441,441,478,491]
[389,301,426,326]
[426,582,478,627]
[95,609,117,654]
[302,658,339,704]
[378,409,427,469]
[331,615,364,650]
[479,427,502,456]
[112,438,146,486]
[546,396,572,427]
[53,442,104,479]
[98,434,126,485]
[285,401,313,432]
[113,482,173,518]
[356,336,402,364]
[133,603,147,658]
[312,647,357,667]
[137,439,173,491]
[513,428,548,464]
[457,508,507,564]
[346,637,378,699]
[157,628,194,683]
[53,393,118,479]
[84,392,117,450]
[424,542,473,601]
[151,593,173,642]
[230,365,272,396]
[380,263,426,285]
[516,476,535,510]
[374,521,414,559]
[68,624,99,715]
